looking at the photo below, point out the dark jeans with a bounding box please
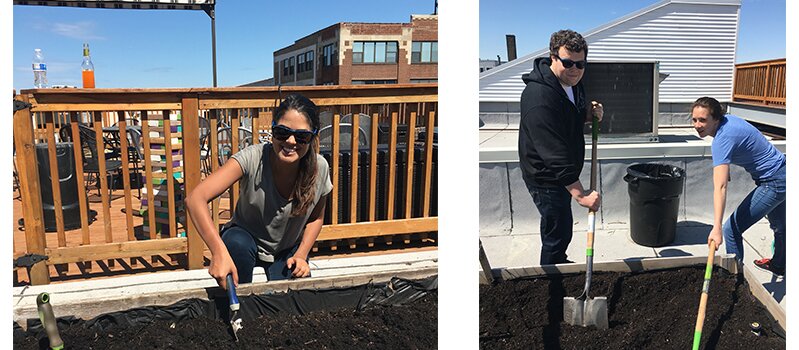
[221,225,306,283]
[526,183,573,265]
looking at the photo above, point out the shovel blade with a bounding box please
[562,297,585,326]
[563,297,608,329]
[583,297,609,330]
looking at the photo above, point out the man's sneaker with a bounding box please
[754,258,785,277]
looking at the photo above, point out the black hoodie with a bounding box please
[518,56,586,188]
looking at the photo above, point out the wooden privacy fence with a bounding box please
[13,85,437,285]
[732,58,785,107]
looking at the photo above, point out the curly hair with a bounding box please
[273,94,321,217]
[549,29,588,57]
[691,97,724,120]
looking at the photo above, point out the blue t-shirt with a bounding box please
[711,114,785,180]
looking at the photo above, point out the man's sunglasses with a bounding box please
[272,124,318,144]
[554,55,586,70]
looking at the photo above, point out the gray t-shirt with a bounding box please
[224,143,333,262]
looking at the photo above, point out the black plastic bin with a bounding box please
[623,163,685,247]
[35,142,89,232]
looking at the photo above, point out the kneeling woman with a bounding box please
[187,94,333,289]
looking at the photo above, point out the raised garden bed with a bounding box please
[15,277,437,349]
[480,265,784,349]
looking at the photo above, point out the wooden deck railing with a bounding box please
[732,58,785,107]
[13,85,437,285]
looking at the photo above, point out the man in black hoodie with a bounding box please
[519,29,603,265]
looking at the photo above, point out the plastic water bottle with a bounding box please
[32,48,48,88]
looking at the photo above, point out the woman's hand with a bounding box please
[287,256,311,278]
[707,227,723,250]
[209,252,238,290]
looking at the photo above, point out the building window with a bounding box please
[305,51,314,71]
[352,41,398,64]
[297,53,305,73]
[323,44,336,67]
[412,41,438,63]
[351,79,398,85]
[410,79,437,83]
[283,59,289,77]
[289,56,295,75]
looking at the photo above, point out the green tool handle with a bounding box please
[692,242,716,350]
[36,293,64,350]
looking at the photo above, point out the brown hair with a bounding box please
[691,96,724,120]
[549,29,588,57]
[274,94,321,217]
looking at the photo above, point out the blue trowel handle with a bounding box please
[226,274,240,309]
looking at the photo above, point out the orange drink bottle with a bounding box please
[81,43,95,88]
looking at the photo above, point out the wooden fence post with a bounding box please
[13,94,51,285]
[182,96,205,269]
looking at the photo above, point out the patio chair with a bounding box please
[318,123,369,150]
[340,113,372,147]
[199,117,212,176]
[77,124,124,198]
[216,126,253,166]
[123,128,144,198]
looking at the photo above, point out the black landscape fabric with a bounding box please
[17,275,436,339]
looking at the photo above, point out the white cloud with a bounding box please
[50,21,105,40]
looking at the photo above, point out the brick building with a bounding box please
[273,14,437,86]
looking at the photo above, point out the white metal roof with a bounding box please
[479,0,741,103]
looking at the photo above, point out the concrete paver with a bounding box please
[13,250,438,323]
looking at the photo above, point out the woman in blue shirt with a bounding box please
[690,97,786,276]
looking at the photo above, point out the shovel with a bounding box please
[692,241,717,350]
[226,274,243,341]
[563,115,609,329]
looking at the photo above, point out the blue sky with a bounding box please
[12,1,435,89]
[480,0,785,64]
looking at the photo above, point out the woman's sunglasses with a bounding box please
[272,124,318,144]
[554,55,586,70]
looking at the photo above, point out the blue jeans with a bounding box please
[723,163,786,270]
[526,183,574,265]
[221,225,307,282]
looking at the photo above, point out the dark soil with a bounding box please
[14,294,437,350]
[480,266,784,350]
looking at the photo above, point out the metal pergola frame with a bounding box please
[14,0,219,87]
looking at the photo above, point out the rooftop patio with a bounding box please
[13,84,438,286]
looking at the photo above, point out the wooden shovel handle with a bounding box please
[692,241,717,350]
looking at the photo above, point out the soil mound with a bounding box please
[479,266,784,349]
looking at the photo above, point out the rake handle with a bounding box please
[692,242,716,350]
